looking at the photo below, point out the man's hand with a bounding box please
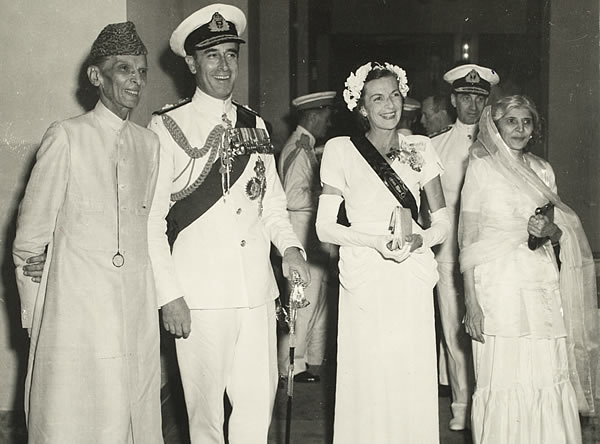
[161,297,191,338]
[23,252,47,283]
[282,247,311,287]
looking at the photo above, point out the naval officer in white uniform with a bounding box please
[431,63,499,431]
[147,4,310,443]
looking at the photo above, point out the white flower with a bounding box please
[342,61,410,112]
[343,62,370,111]
[384,62,410,98]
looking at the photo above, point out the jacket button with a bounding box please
[240,240,246,247]
[236,208,242,215]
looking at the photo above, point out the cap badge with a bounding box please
[466,69,481,84]
[208,12,230,32]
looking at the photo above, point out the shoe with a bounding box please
[449,416,466,431]
[448,405,468,431]
[293,371,320,383]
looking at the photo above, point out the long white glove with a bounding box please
[421,207,450,248]
[316,194,412,263]
[316,195,377,247]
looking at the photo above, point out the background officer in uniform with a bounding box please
[421,94,454,136]
[147,4,309,443]
[431,63,499,431]
[277,91,336,383]
[397,97,421,136]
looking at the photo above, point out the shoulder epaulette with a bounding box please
[429,125,453,139]
[153,97,192,115]
[233,101,260,117]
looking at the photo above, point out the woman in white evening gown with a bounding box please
[316,62,450,444]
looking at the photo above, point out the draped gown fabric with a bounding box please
[13,102,163,444]
[320,134,443,444]
[459,107,598,444]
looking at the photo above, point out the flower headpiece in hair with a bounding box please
[343,62,409,111]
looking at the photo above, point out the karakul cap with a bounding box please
[89,21,147,61]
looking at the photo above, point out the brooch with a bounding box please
[387,140,425,172]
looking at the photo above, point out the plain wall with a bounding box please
[257,0,292,151]
[128,0,185,125]
[547,1,600,252]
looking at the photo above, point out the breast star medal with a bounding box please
[245,156,267,215]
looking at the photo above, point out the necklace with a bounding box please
[112,138,124,268]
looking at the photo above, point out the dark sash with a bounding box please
[350,134,419,222]
[166,107,257,247]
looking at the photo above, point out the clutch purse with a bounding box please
[388,206,413,250]
[527,202,554,250]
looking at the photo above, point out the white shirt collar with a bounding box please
[191,87,234,116]
[454,118,479,138]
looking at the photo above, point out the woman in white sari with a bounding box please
[316,62,450,443]
[460,95,598,444]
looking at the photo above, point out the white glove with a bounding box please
[316,194,411,263]
[421,207,450,248]
[316,194,378,247]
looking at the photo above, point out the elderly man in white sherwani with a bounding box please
[147,5,309,444]
[13,22,163,444]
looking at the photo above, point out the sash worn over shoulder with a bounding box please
[166,106,257,247]
[351,134,419,221]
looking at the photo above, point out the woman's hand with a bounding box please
[464,299,485,343]
[406,233,423,252]
[463,268,485,343]
[527,214,561,241]
[374,235,419,263]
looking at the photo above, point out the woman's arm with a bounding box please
[316,184,412,263]
[423,175,446,212]
[463,268,485,343]
[420,176,450,248]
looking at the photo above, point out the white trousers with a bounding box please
[175,302,278,444]
[436,261,473,410]
[277,258,329,375]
